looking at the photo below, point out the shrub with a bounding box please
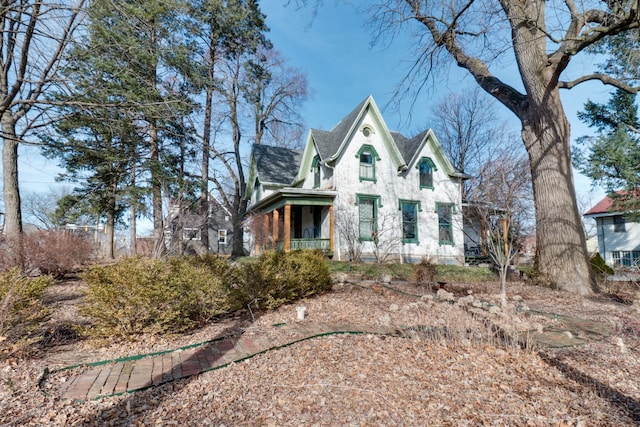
[22,231,94,278]
[80,256,242,338]
[81,251,332,339]
[590,253,614,278]
[413,257,436,284]
[244,250,332,310]
[0,268,53,341]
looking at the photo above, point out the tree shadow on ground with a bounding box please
[539,351,640,424]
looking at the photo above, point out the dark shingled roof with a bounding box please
[392,130,427,165]
[311,97,369,161]
[254,97,446,183]
[310,129,338,161]
[253,144,302,185]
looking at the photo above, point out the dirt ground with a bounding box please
[1,276,639,426]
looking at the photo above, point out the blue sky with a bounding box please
[260,1,611,206]
[15,1,612,222]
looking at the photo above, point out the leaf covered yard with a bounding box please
[1,278,640,426]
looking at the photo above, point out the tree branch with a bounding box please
[405,0,528,119]
[559,73,639,92]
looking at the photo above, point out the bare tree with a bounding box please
[468,150,533,306]
[22,188,72,230]
[1,0,85,267]
[209,48,308,257]
[246,48,308,149]
[430,87,517,199]
[360,0,640,295]
[371,212,403,264]
[335,210,363,263]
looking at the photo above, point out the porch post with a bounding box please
[272,209,279,247]
[329,204,335,253]
[284,204,291,253]
[263,214,270,250]
[253,214,260,255]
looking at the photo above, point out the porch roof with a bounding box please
[248,188,337,213]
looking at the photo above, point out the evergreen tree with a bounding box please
[185,0,269,255]
[574,89,640,216]
[43,0,195,257]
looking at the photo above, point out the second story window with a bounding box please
[312,155,321,188]
[614,215,626,232]
[356,145,379,183]
[417,157,436,189]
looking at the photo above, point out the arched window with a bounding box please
[255,177,261,200]
[356,145,380,183]
[417,157,436,189]
[311,155,321,188]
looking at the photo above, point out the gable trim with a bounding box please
[326,96,406,170]
[406,129,457,177]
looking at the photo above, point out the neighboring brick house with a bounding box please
[584,191,640,267]
[245,96,468,264]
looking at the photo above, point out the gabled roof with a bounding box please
[393,130,427,166]
[247,96,466,200]
[584,195,616,217]
[252,144,302,185]
[308,98,369,162]
[584,190,639,217]
[306,96,405,169]
[310,129,339,161]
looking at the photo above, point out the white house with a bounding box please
[584,192,640,267]
[245,96,468,264]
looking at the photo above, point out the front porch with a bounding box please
[248,188,337,256]
[277,238,332,252]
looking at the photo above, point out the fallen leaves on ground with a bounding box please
[1,280,639,426]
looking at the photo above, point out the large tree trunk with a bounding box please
[507,1,595,295]
[200,84,213,253]
[150,121,165,258]
[521,92,594,295]
[105,210,115,260]
[1,114,23,268]
[231,196,247,257]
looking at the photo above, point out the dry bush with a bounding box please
[0,268,54,343]
[400,301,534,353]
[596,275,640,305]
[243,250,333,310]
[413,257,436,285]
[22,231,94,278]
[80,256,242,339]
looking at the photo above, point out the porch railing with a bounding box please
[276,238,331,252]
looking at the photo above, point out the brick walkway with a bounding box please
[50,322,399,402]
[43,311,611,402]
